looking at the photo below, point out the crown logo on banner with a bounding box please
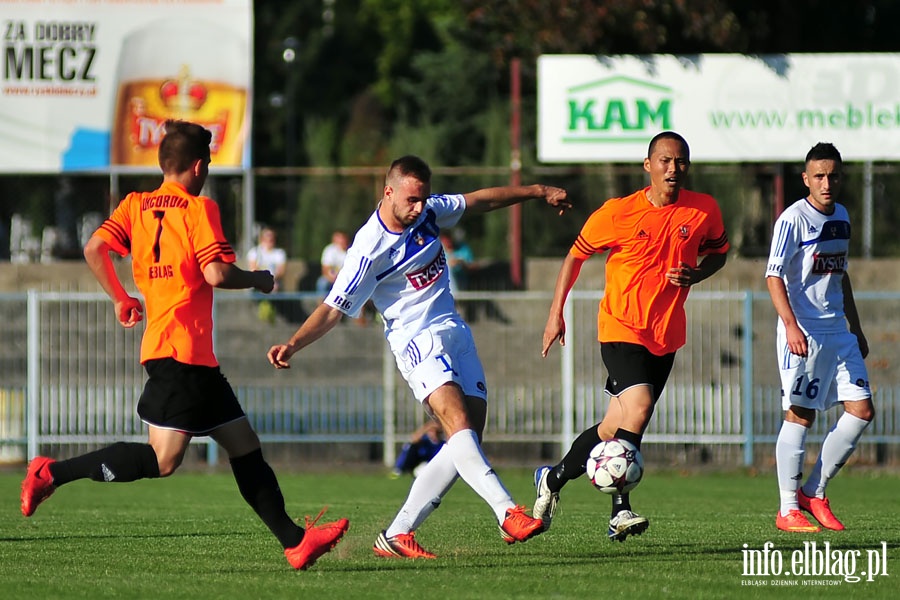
[159,65,208,111]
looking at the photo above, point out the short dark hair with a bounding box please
[386,155,432,187]
[158,120,212,174]
[805,142,842,166]
[647,131,689,160]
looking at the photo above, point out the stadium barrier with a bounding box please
[1,290,899,467]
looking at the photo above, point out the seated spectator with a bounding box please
[440,230,473,295]
[316,230,349,296]
[247,227,287,291]
[247,226,287,323]
[390,420,446,479]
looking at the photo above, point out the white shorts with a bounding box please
[395,320,487,403]
[776,327,870,411]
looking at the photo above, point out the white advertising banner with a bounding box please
[1,0,252,173]
[538,53,900,163]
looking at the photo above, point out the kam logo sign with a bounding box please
[538,54,900,163]
[563,75,672,144]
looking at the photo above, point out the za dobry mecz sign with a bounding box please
[538,54,900,163]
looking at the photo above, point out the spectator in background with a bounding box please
[440,230,473,295]
[391,420,446,479]
[441,229,510,324]
[316,230,349,296]
[248,227,288,324]
[247,227,287,292]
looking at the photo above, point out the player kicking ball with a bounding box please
[267,155,570,558]
[535,131,729,541]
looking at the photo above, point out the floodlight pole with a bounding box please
[509,58,523,288]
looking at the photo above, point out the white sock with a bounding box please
[385,446,458,538]
[445,429,515,522]
[802,413,870,498]
[776,420,808,516]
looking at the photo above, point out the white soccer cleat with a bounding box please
[533,466,559,531]
[608,509,649,542]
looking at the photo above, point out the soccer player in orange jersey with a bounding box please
[535,131,730,541]
[20,120,348,571]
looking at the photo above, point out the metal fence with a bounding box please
[6,160,900,267]
[2,289,900,468]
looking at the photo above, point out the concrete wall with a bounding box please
[0,260,313,293]
[2,257,899,293]
[525,257,900,293]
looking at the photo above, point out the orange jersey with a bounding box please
[94,181,236,366]
[572,187,729,355]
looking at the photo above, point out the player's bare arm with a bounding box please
[83,235,143,328]
[666,253,728,288]
[267,303,344,369]
[766,275,808,357]
[464,184,571,215]
[542,254,585,357]
[203,261,274,293]
[842,272,869,359]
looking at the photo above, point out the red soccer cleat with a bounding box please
[373,530,436,559]
[21,456,56,517]
[499,505,544,544]
[776,509,821,533]
[798,489,845,531]
[284,508,350,570]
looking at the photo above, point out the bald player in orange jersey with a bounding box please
[534,131,729,542]
[20,120,348,571]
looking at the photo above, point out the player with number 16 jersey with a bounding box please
[766,142,873,534]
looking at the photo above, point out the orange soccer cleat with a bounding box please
[373,531,437,559]
[499,505,544,544]
[21,456,57,517]
[284,508,350,570]
[776,509,821,533]
[798,489,845,531]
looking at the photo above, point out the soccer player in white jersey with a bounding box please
[765,142,874,533]
[267,155,571,558]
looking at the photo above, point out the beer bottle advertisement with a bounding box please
[0,0,252,173]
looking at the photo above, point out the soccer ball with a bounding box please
[586,438,644,494]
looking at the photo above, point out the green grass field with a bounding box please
[1,467,897,599]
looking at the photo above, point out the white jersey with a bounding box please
[765,198,851,333]
[247,245,286,275]
[325,194,466,353]
[320,242,347,270]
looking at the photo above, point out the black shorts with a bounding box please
[600,342,676,402]
[137,358,246,435]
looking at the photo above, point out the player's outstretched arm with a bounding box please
[267,303,344,369]
[84,235,143,328]
[542,254,584,357]
[204,261,274,293]
[463,184,571,215]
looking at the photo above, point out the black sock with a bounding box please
[612,492,632,518]
[547,424,602,493]
[230,449,303,549]
[49,442,160,485]
[614,428,642,450]
[611,429,641,517]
